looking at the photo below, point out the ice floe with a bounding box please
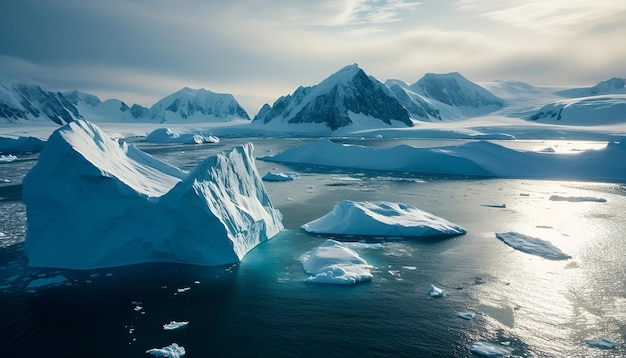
[586,337,617,350]
[262,171,300,182]
[146,343,186,358]
[428,284,445,297]
[301,200,466,238]
[457,311,476,320]
[0,154,17,163]
[26,275,68,289]
[549,195,607,203]
[301,239,372,285]
[470,341,514,357]
[495,231,571,260]
[163,321,189,330]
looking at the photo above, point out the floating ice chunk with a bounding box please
[549,195,606,203]
[163,321,189,330]
[134,306,143,312]
[146,127,219,144]
[262,171,299,182]
[470,341,514,357]
[428,284,445,297]
[402,266,417,271]
[586,337,617,350]
[302,200,466,238]
[302,239,372,285]
[26,275,68,289]
[146,343,186,358]
[480,203,506,208]
[177,287,191,293]
[495,231,571,260]
[457,311,476,320]
[0,154,17,163]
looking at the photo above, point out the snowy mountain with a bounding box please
[555,77,626,98]
[252,64,413,131]
[0,82,82,124]
[64,90,148,122]
[148,87,250,123]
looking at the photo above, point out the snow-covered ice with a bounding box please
[163,321,189,330]
[0,154,17,162]
[146,127,219,144]
[470,341,514,357]
[301,200,466,238]
[261,139,626,182]
[549,195,607,203]
[586,337,617,349]
[428,284,445,297]
[146,343,186,358]
[261,171,300,182]
[457,311,475,320]
[495,232,571,260]
[26,275,68,289]
[301,239,372,285]
[22,120,283,269]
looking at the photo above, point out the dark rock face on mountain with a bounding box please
[410,72,503,108]
[0,83,82,124]
[253,64,412,130]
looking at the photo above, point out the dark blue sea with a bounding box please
[1,138,625,357]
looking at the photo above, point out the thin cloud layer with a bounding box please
[0,0,624,114]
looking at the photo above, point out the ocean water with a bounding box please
[1,138,625,357]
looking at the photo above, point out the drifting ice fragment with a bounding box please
[495,231,571,260]
[457,311,475,320]
[549,195,606,203]
[163,321,189,330]
[470,341,514,357]
[301,239,372,285]
[428,284,445,297]
[146,343,186,358]
[262,171,300,182]
[586,337,617,350]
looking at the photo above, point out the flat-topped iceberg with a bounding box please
[302,200,466,238]
[301,239,372,285]
[146,127,219,144]
[262,171,300,182]
[260,139,626,182]
[495,231,571,260]
[22,120,283,269]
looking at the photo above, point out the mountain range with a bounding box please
[1,65,624,130]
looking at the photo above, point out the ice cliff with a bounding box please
[22,120,283,269]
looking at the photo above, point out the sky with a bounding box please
[1,0,625,116]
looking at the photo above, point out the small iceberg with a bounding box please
[146,343,186,358]
[163,321,189,330]
[586,337,617,350]
[302,200,466,238]
[495,231,571,260]
[0,154,18,163]
[262,171,300,182]
[301,239,372,285]
[26,275,68,289]
[549,195,606,203]
[146,127,219,144]
[428,284,445,297]
[470,341,514,357]
[457,311,475,320]
[480,203,506,208]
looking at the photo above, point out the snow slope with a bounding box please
[252,64,412,131]
[22,120,283,269]
[556,77,626,98]
[0,82,81,124]
[527,95,626,125]
[260,139,626,182]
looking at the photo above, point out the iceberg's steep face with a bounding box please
[0,82,82,124]
[23,120,282,269]
[253,64,412,130]
[149,87,251,122]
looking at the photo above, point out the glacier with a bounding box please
[301,200,466,238]
[22,120,283,269]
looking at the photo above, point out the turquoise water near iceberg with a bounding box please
[0,138,625,357]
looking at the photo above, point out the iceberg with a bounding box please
[586,337,617,350]
[145,127,219,144]
[470,342,514,357]
[301,239,372,285]
[261,171,300,182]
[549,195,606,203]
[301,200,466,238]
[0,154,17,163]
[0,135,46,154]
[146,343,186,358]
[260,139,626,182]
[428,284,445,297]
[495,232,571,260]
[22,120,283,269]
[163,321,189,330]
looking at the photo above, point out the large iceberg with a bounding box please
[22,120,283,269]
[302,200,466,238]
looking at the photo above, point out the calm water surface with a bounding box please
[0,138,624,357]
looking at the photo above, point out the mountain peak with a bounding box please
[411,72,503,108]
